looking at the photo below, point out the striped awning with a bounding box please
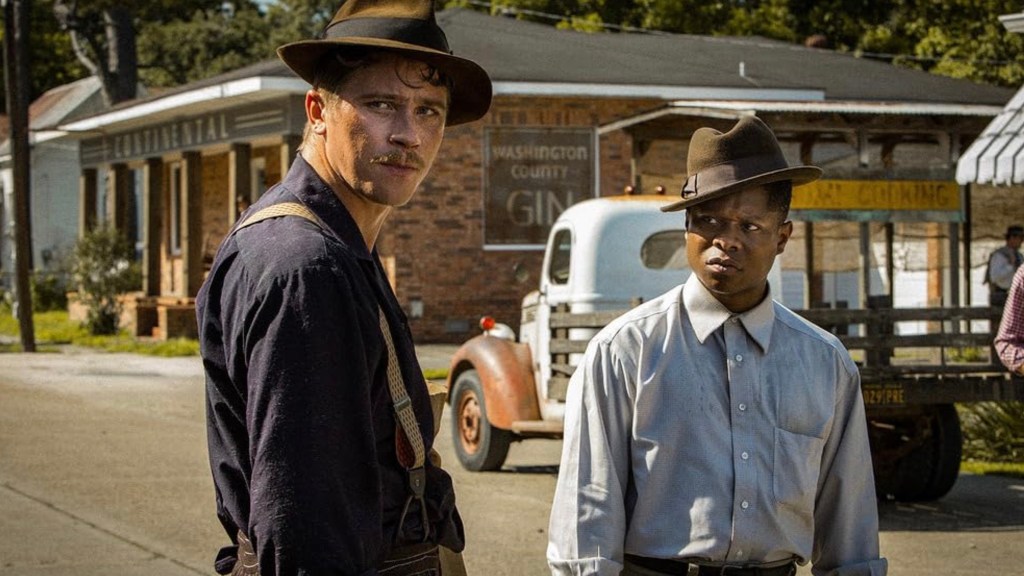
[956,85,1024,185]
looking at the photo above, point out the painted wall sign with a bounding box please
[794,179,960,211]
[484,127,596,247]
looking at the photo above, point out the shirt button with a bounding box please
[741,451,749,460]
[741,500,750,509]
[735,354,743,362]
[738,403,747,411]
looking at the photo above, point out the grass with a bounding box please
[961,460,1024,479]
[423,368,449,382]
[0,305,453,379]
[0,304,199,357]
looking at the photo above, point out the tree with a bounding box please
[858,0,1024,87]
[0,1,87,113]
[137,4,275,87]
[462,0,1024,88]
[262,0,338,50]
[51,0,226,104]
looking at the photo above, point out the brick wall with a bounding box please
[381,95,664,343]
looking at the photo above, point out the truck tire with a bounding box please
[873,404,962,501]
[921,404,962,500]
[451,369,512,471]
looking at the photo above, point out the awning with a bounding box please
[956,85,1024,185]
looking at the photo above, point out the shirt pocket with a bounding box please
[772,427,824,513]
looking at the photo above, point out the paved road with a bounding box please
[1,348,1022,575]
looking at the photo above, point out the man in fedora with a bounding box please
[197,1,490,574]
[547,116,887,576]
[985,224,1024,307]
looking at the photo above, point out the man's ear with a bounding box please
[776,220,793,255]
[305,90,327,135]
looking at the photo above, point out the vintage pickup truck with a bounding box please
[445,194,1024,501]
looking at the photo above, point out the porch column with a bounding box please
[229,143,252,226]
[108,163,132,235]
[78,168,97,238]
[799,139,821,307]
[181,151,203,297]
[142,158,163,296]
[280,135,302,176]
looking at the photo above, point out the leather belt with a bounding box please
[624,554,796,576]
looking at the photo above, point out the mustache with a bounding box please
[370,151,424,169]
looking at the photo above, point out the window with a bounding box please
[169,163,183,256]
[641,230,687,270]
[548,229,572,285]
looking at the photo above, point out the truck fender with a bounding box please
[445,335,540,430]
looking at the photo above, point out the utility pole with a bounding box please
[3,0,36,352]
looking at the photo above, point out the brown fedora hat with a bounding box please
[661,115,822,212]
[277,0,492,126]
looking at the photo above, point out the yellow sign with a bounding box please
[793,180,960,211]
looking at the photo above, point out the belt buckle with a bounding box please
[718,564,745,576]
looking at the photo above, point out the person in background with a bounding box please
[547,116,887,576]
[985,225,1024,307]
[196,0,491,574]
[235,195,251,219]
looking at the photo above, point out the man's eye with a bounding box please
[744,223,761,232]
[417,106,441,117]
[368,101,393,110]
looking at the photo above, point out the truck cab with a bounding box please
[447,195,781,470]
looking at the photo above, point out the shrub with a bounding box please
[31,271,69,312]
[71,227,141,335]
[959,401,1024,463]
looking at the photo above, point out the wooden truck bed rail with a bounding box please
[547,304,1024,406]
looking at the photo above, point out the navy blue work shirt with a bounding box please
[197,156,463,575]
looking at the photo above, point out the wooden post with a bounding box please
[108,163,131,235]
[142,158,163,296]
[229,143,252,226]
[799,138,821,308]
[3,0,35,351]
[79,168,98,238]
[181,151,203,297]
[280,135,302,177]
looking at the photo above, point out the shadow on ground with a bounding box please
[879,473,1024,532]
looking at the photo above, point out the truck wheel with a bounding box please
[451,369,512,472]
[872,404,962,501]
[921,404,962,500]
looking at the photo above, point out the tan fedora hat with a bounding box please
[661,115,822,212]
[277,0,492,126]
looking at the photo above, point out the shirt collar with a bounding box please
[683,275,776,352]
[281,154,374,261]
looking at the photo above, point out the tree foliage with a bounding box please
[0,1,87,113]
[468,0,1024,87]
[5,0,1024,113]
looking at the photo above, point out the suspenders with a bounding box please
[234,202,430,541]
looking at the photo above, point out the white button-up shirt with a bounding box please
[547,277,887,576]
